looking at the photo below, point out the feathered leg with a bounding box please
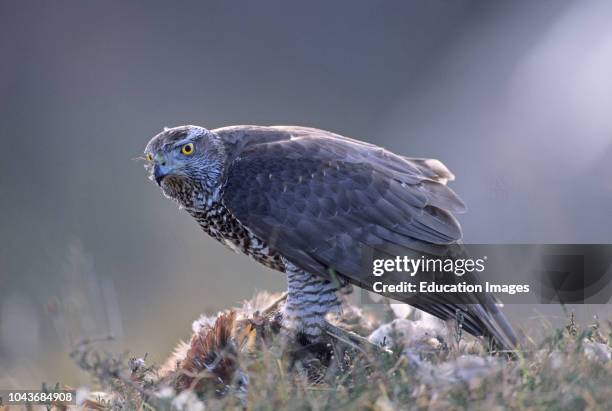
[282,262,341,342]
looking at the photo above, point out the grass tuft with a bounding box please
[68,295,611,411]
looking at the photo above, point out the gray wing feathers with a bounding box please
[219,125,516,351]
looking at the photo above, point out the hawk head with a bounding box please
[144,125,225,205]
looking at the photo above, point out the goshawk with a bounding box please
[144,125,517,351]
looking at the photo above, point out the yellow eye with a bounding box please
[181,143,195,156]
[145,153,153,161]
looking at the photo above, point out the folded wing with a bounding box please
[220,126,517,351]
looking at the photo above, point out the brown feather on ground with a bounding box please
[168,311,251,397]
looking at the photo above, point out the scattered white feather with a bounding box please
[191,313,218,334]
[583,339,612,363]
[368,318,445,351]
[172,390,205,411]
[421,355,502,386]
[390,303,413,319]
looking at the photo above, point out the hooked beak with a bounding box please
[150,153,182,186]
[154,163,168,185]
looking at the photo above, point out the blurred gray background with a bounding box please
[1,0,611,386]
